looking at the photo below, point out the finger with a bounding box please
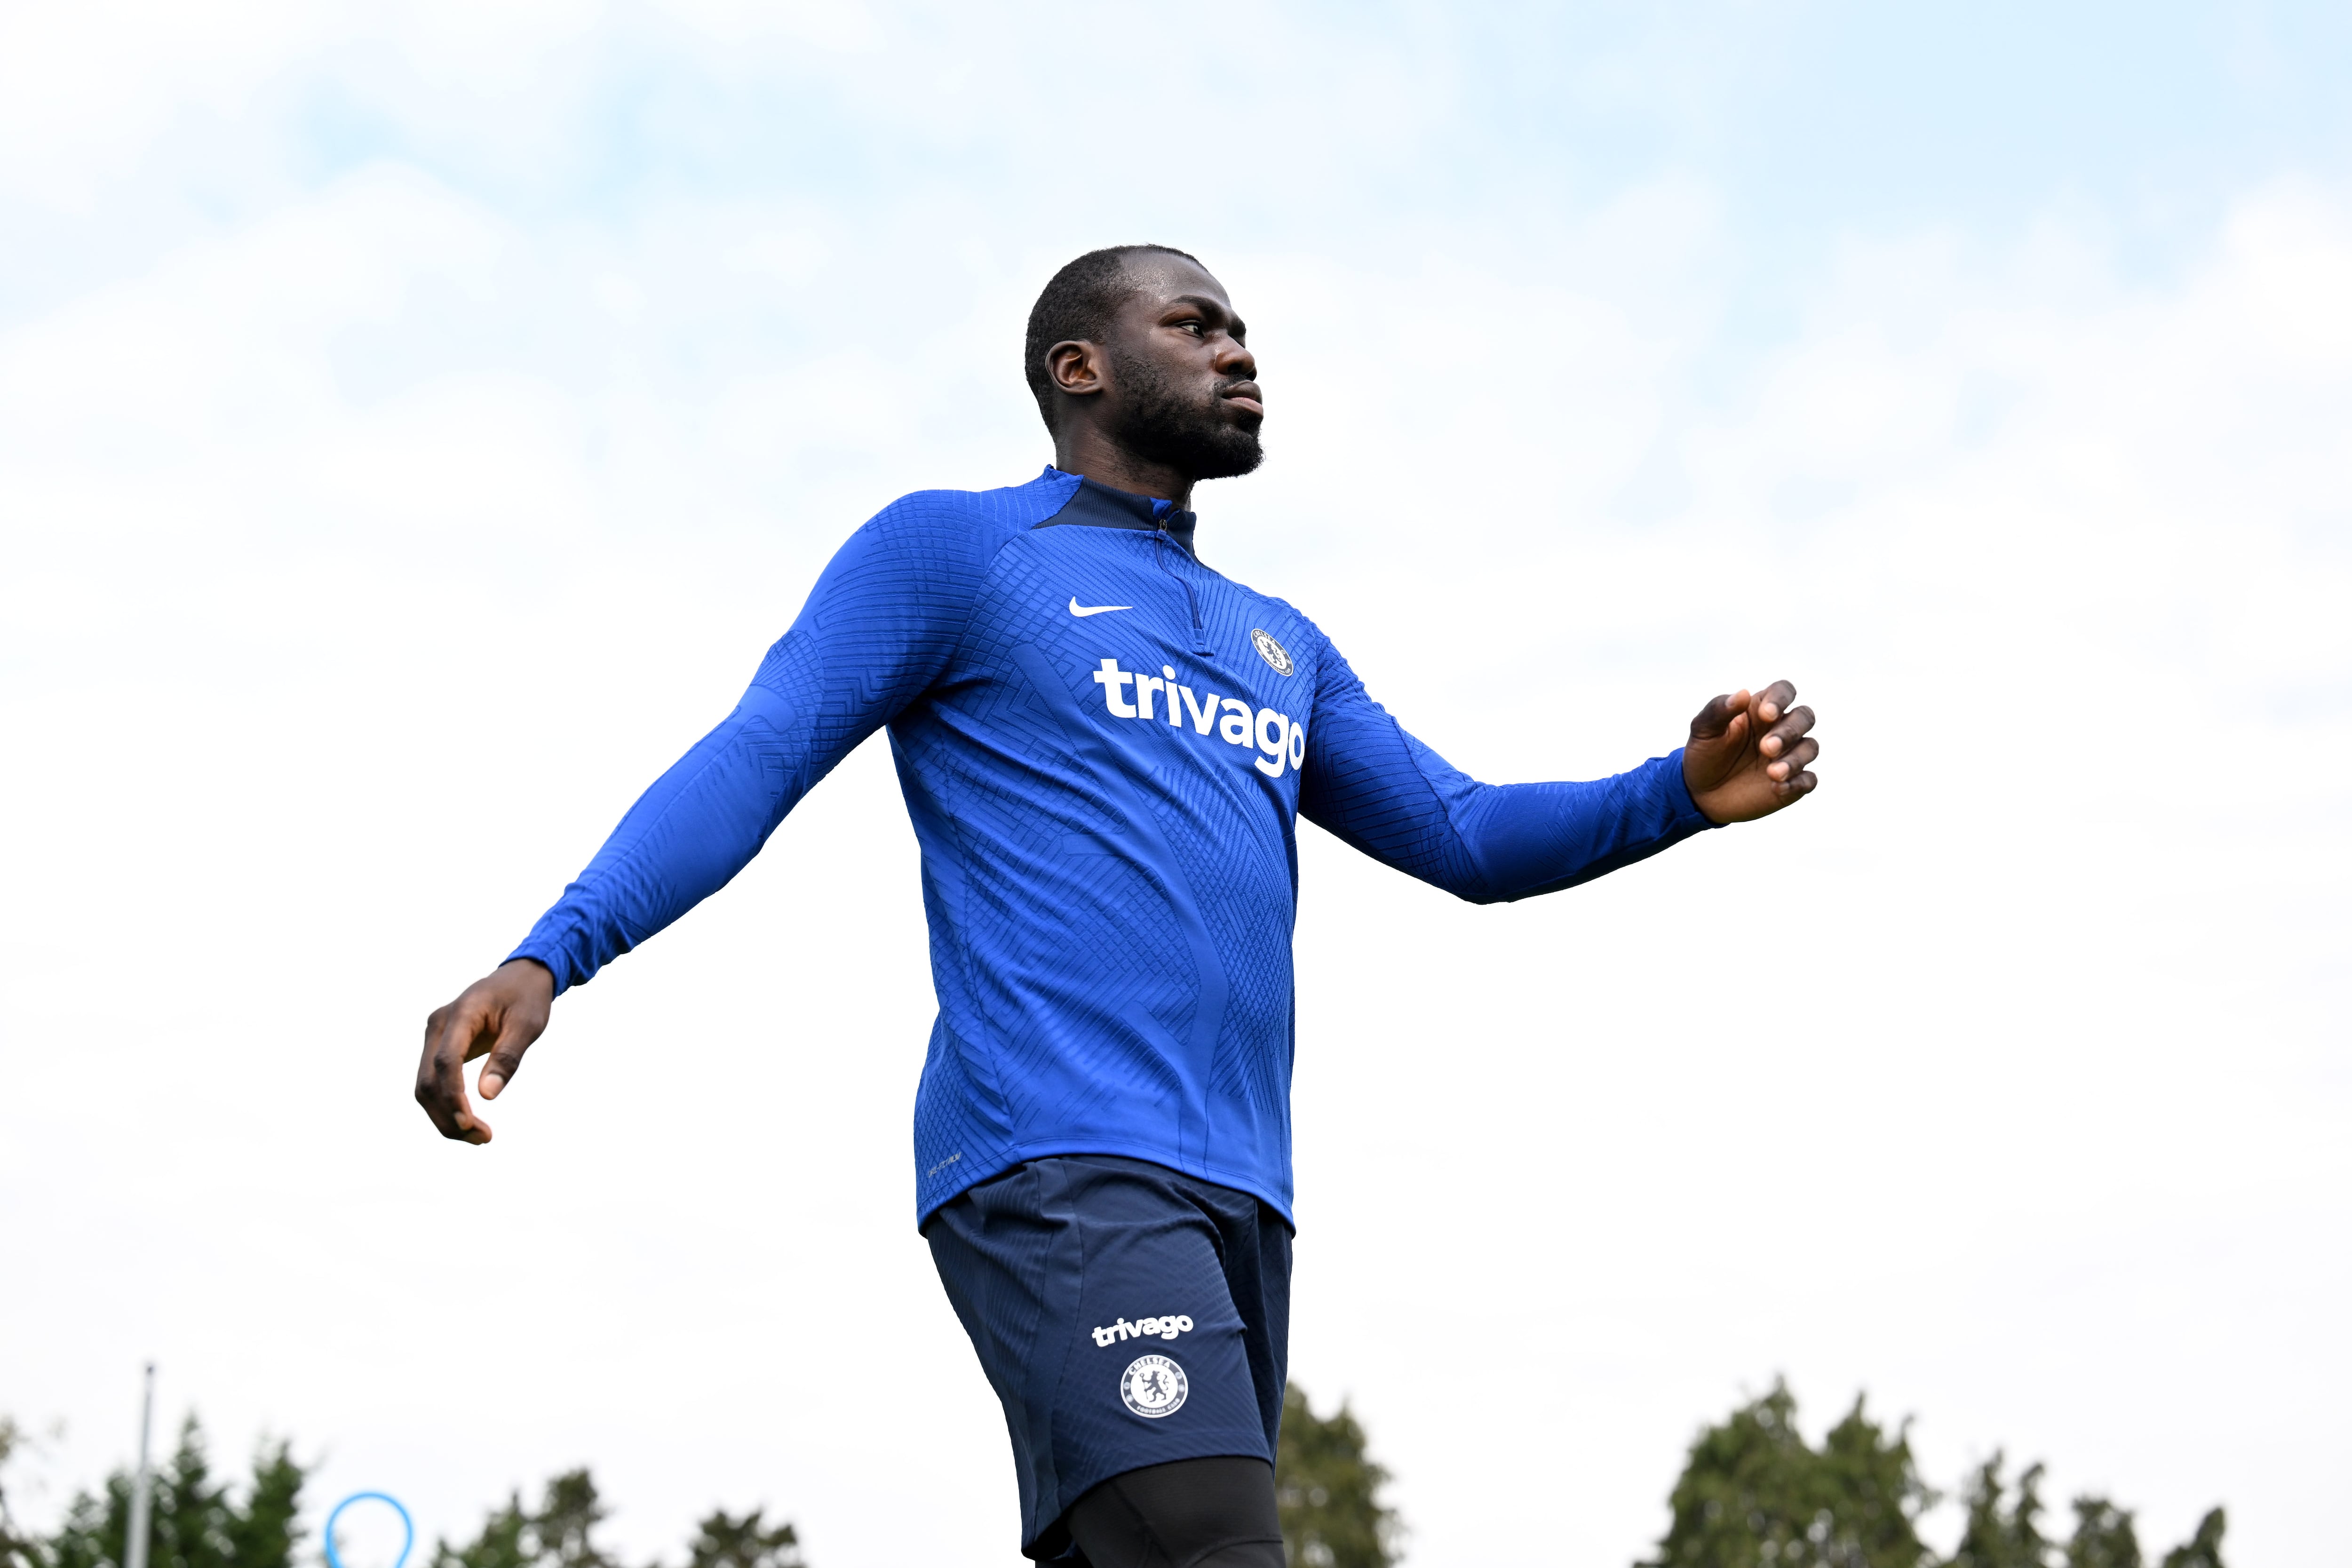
[413,1007,462,1134]
[413,1054,480,1142]
[1689,689,1752,741]
[1772,768,1819,801]
[414,1000,492,1143]
[477,1014,538,1101]
[421,1029,485,1142]
[1758,705,1818,759]
[1765,736,1820,781]
[1751,679,1798,726]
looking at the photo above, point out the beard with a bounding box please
[1104,344,1264,482]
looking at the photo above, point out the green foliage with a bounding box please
[1644,1381,1934,1568]
[1950,1456,2050,1568]
[1275,1384,1399,1568]
[432,1472,618,1568]
[13,1389,2234,1568]
[528,1473,617,1568]
[2,1417,44,1568]
[435,1472,804,1568]
[432,1494,532,1568]
[45,1419,308,1568]
[219,1448,302,1568]
[2064,1498,2140,1568]
[1646,1389,2230,1568]
[14,1411,808,1568]
[2157,1510,2225,1568]
[682,1510,801,1568]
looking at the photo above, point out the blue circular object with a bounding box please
[325,1492,413,1568]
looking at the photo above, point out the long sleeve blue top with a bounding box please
[510,468,1716,1224]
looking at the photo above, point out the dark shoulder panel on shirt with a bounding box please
[1033,473,1201,560]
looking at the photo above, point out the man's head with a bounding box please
[1025,246,1263,486]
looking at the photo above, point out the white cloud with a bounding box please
[2,11,2346,1568]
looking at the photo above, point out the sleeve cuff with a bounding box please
[1661,747,1720,830]
[504,942,575,997]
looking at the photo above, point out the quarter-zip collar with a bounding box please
[1038,467,1216,659]
[1040,467,1199,559]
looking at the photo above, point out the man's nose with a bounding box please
[1215,336,1255,379]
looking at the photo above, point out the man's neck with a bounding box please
[1053,429,1192,511]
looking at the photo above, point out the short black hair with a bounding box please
[1024,244,1203,427]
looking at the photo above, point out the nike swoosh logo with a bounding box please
[1069,597,1134,617]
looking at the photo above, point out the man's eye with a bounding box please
[1178,321,1203,335]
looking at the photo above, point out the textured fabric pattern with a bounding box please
[509,468,1717,1223]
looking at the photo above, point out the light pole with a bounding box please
[124,1365,154,1568]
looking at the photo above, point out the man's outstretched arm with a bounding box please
[413,493,1011,1143]
[1297,635,1819,902]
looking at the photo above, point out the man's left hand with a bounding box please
[1683,679,1820,825]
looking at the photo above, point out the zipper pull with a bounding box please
[1152,525,1218,660]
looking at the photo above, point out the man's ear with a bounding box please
[1048,340,1106,399]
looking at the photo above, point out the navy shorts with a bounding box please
[924,1154,1293,1560]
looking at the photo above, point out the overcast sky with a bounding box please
[4,4,2350,1567]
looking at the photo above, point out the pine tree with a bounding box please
[433,1473,618,1568]
[1645,1389,2234,1568]
[1275,1384,1399,1568]
[2157,1510,2224,1568]
[431,1496,531,1568]
[217,1449,301,1568]
[1,1418,44,1568]
[2064,1498,2139,1568]
[46,1420,308,1568]
[437,1474,806,1568]
[1948,1455,2052,1568]
[527,1474,616,1568]
[1644,1382,1934,1568]
[682,1509,802,1568]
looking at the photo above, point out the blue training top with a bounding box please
[509,467,1716,1224]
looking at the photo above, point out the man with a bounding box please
[416,245,1820,1567]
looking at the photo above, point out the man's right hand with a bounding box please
[415,959,555,1144]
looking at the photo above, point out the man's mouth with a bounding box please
[1219,381,1264,418]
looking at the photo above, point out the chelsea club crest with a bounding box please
[1120,1354,1189,1418]
[1249,629,1294,677]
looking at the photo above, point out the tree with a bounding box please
[46,1419,307,1568]
[434,1472,617,1568]
[527,1474,618,1568]
[1647,1388,2230,1568]
[437,1474,805,1568]
[2,1417,45,1568]
[1645,1381,1935,1568]
[431,1495,531,1568]
[2064,1498,2139,1568]
[1948,1456,2051,1568]
[2157,1510,2224,1568]
[682,1510,802,1568]
[1275,1384,1399,1568]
